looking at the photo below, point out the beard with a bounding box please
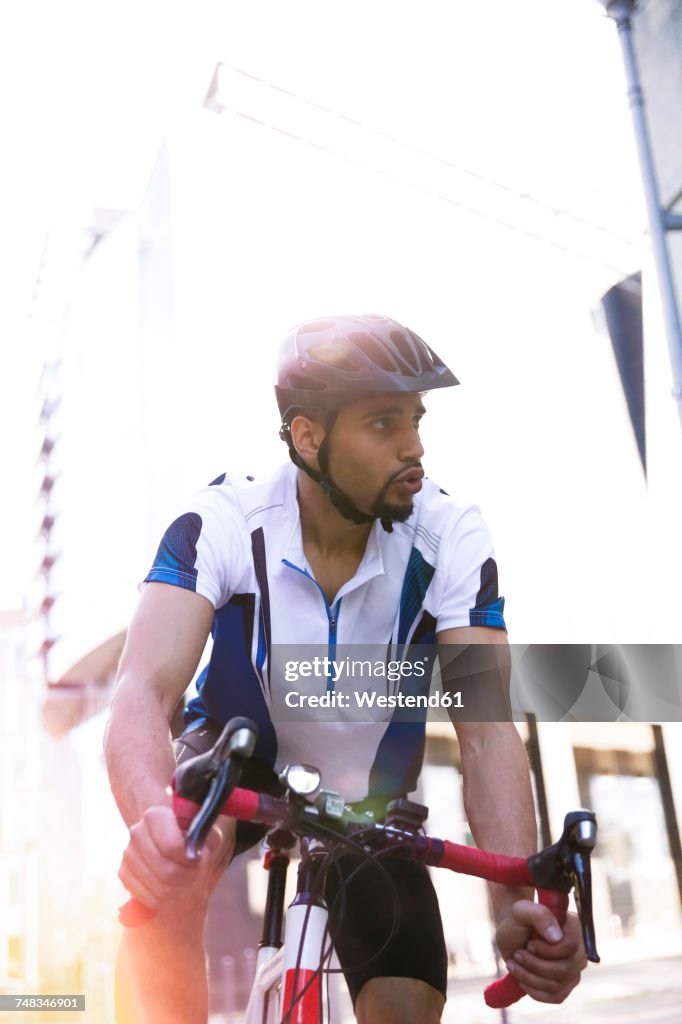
[369,478,417,524]
[371,497,414,522]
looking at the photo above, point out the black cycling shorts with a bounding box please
[175,722,448,1004]
[323,848,448,1005]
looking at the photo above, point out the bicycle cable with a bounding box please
[277,819,407,1024]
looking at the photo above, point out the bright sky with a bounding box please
[1,0,680,654]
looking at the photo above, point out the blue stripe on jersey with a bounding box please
[251,528,272,687]
[475,558,499,606]
[372,549,437,796]
[184,594,278,769]
[368,620,436,796]
[144,512,202,591]
[470,596,506,629]
[368,721,427,797]
[470,558,506,629]
[411,611,436,647]
[397,547,436,645]
[256,614,267,681]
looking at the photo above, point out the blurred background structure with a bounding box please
[2,1,682,1021]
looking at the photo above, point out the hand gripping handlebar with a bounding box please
[418,810,599,1007]
[118,717,256,927]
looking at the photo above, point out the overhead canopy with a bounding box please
[42,630,126,738]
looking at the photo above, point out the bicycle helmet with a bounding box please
[275,314,459,530]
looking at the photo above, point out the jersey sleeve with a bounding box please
[142,477,248,609]
[434,505,506,632]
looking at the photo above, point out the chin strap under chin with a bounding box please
[283,425,394,533]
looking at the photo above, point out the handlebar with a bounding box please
[119,717,600,1009]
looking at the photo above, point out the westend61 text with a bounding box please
[284,690,463,709]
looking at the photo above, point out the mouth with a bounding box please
[391,468,424,495]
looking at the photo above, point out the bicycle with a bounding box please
[120,717,600,1022]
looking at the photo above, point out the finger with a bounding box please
[495,900,535,953]
[118,861,163,910]
[120,837,191,902]
[509,900,564,944]
[144,806,196,865]
[128,820,195,880]
[202,821,225,857]
[526,915,584,960]
[513,947,587,981]
[201,819,233,867]
[525,936,582,959]
[506,959,581,1002]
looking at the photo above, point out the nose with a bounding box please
[398,422,425,462]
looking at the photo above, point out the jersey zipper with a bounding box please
[282,559,342,692]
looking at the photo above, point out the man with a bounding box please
[105,314,586,1024]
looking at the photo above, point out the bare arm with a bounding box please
[103,582,225,911]
[437,626,536,920]
[104,581,214,824]
[438,626,587,1002]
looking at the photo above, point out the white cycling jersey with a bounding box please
[144,461,505,802]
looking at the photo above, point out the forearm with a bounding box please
[104,586,214,827]
[104,675,178,827]
[459,722,537,922]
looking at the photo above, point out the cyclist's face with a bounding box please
[326,393,426,522]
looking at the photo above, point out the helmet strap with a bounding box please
[283,415,394,533]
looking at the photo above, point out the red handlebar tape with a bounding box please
[422,837,532,887]
[173,788,261,830]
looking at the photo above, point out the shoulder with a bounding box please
[225,462,297,531]
[189,463,294,530]
[393,477,491,558]
[143,465,293,607]
[410,482,505,631]
[419,477,486,528]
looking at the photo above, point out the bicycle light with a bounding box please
[280,764,322,796]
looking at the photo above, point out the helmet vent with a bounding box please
[308,341,359,371]
[390,330,421,376]
[349,331,395,372]
[416,340,436,373]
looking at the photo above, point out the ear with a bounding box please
[290,415,326,467]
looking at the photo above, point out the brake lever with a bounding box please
[569,833,599,963]
[528,810,600,963]
[183,757,244,859]
[173,717,258,858]
[174,716,258,802]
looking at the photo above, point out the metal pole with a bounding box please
[525,713,551,848]
[604,0,682,430]
[651,725,682,912]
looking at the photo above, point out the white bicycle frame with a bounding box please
[242,852,349,1024]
